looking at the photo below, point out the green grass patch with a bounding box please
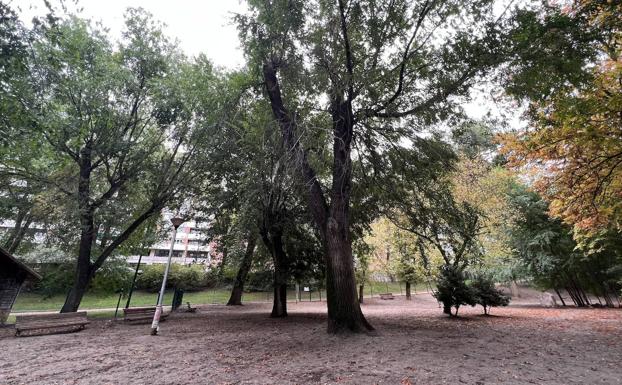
[11,282,432,314]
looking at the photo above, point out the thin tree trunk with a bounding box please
[4,209,33,254]
[554,288,567,307]
[405,281,411,300]
[443,303,452,315]
[219,245,228,278]
[359,283,364,304]
[510,280,520,298]
[227,232,257,306]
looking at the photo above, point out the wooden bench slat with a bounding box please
[15,317,88,325]
[15,321,90,330]
[123,307,168,322]
[16,311,88,322]
[124,307,157,313]
[15,312,89,336]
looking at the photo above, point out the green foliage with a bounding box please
[0,5,231,310]
[36,263,75,299]
[245,270,274,292]
[451,121,496,159]
[433,265,476,316]
[470,273,510,315]
[135,264,214,292]
[34,256,133,297]
[508,184,622,307]
[89,257,133,294]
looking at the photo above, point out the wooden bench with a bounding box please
[379,293,395,300]
[123,306,168,323]
[15,312,89,336]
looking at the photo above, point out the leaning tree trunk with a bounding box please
[554,288,567,306]
[227,233,257,306]
[405,281,411,300]
[61,264,92,313]
[4,208,33,254]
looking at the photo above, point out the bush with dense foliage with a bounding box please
[89,257,134,294]
[470,273,510,315]
[34,256,133,297]
[36,263,75,298]
[136,264,213,292]
[433,265,476,316]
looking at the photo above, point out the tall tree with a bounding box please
[500,0,622,236]
[238,0,515,333]
[1,9,227,311]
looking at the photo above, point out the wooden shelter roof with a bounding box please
[0,246,42,280]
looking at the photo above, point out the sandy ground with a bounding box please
[1,291,621,385]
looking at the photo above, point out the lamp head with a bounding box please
[170,217,185,229]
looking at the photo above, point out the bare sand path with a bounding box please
[1,292,620,384]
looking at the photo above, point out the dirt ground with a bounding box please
[1,291,621,385]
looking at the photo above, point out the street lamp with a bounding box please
[150,216,185,335]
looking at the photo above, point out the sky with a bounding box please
[13,0,248,69]
[12,0,522,126]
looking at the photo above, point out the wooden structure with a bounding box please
[379,293,395,300]
[123,306,169,323]
[15,312,89,336]
[0,246,41,325]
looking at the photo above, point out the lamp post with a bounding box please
[150,216,185,336]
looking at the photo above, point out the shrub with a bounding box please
[35,256,133,297]
[136,264,210,292]
[433,265,476,316]
[470,273,510,315]
[36,263,75,298]
[89,257,133,294]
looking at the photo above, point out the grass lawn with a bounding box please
[11,281,431,313]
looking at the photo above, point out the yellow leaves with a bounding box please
[498,48,622,236]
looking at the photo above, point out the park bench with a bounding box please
[123,306,168,323]
[379,293,395,300]
[15,311,89,337]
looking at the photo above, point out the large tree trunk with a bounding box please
[61,265,92,313]
[261,228,288,318]
[227,232,257,306]
[262,62,372,333]
[405,281,411,300]
[62,146,95,313]
[271,279,287,318]
[323,100,373,333]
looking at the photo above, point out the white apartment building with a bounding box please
[126,220,218,266]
